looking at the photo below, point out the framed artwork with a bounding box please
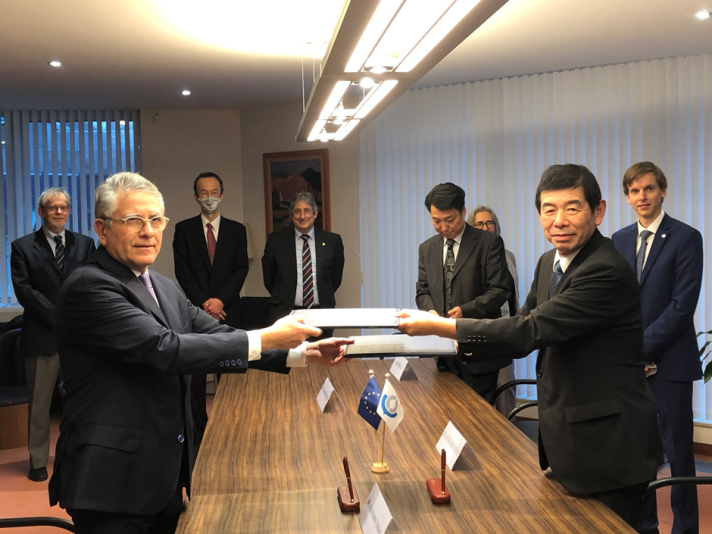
[263,149,330,236]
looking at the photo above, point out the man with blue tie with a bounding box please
[10,187,95,482]
[612,161,704,534]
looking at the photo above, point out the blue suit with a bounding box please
[612,212,703,534]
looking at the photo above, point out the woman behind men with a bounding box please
[467,206,518,416]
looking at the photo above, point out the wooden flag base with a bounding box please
[337,486,360,512]
[371,462,389,473]
[426,478,451,504]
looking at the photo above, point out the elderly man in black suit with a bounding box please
[416,183,514,404]
[49,172,350,534]
[173,171,249,448]
[10,187,95,482]
[262,192,345,326]
[399,165,662,529]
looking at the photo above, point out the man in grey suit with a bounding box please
[400,165,662,528]
[49,173,350,533]
[10,187,95,482]
[416,183,513,404]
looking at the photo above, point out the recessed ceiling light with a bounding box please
[305,41,328,59]
[369,66,387,74]
[49,61,62,68]
[359,77,376,89]
[182,90,191,96]
[695,9,710,19]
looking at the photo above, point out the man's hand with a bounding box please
[447,306,463,319]
[203,298,225,321]
[260,316,322,351]
[397,309,457,338]
[305,338,355,366]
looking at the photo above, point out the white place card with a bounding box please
[436,421,468,470]
[317,377,335,412]
[358,483,393,534]
[389,357,409,381]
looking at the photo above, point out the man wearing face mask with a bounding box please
[173,171,249,449]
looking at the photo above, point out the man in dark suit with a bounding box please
[262,192,344,324]
[10,187,95,482]
[399,165,663,529]
[612,161,703,534]
[49,172,350,533]
[415,183,513,404]
[173,171,249,448]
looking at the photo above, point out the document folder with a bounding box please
[344,335,457,358]
[290,308,400,329]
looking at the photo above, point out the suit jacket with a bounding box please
[173,215,249,328]
[455,230,662,494]
[10,228,96,356]
[262,227,345,322]
[416,223,513,373]
[611,213,703,382]
[49,246,289,515]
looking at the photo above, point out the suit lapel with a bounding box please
[538,251,556,303]
[429,237,444,294]
[639,214,671,287]
[452,225,475,280]
[126,275,169,327]
[619,225,637,271]
[34,229,62,273]
[314,228,325,276]
[151,275,182,331]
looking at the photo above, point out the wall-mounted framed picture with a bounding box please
[262,149,330,237]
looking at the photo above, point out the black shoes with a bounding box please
[28,467,48,482]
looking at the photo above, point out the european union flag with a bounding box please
[357,377,382,430]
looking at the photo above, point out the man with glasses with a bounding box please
[399,165,662,528]
[173,171,249,449]
[11,187,95,482]
[49,173,350,533]
[262,192,345,329]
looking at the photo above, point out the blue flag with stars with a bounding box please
[357,377,382,430]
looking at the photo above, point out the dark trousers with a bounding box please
[440,355,499,405]
[189,374,209,451]
[68,482,183,534]
[592,480,650,530]
[639,376,698,534]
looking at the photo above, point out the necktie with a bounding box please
[206,223,217,265]
[549,260,563,299]
[301,235,314,308]
[139,272,159,305]
[443,239,455,314]
[636,229,653,282]
[54,235,65,272]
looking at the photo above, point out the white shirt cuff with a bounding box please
[286,341,309,367]
[246,331,262,362]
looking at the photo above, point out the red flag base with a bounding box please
[337,486,360,512]
[371,462,389,473]
[426,478,451,504]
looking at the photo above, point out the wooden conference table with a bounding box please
[176,358,634,533]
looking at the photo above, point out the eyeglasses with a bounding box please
[107,216,170,232]
[292,208,315,217]
[46,205,70,213]
[540,206,589,219]
[473,220,495,229]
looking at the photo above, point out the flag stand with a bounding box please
[372,372,390,473]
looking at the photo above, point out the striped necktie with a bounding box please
[636,229,652,282]
[54,235,65,272]
[549,260,563,299]
[443,239,455,314]
[301,235,314,308]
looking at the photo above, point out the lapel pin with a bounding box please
[662,234,666,238]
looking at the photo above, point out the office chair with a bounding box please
[0,517,74,531]
[494,379,538,442]
[645,476,712,494]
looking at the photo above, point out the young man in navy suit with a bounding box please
[612,161,703,534]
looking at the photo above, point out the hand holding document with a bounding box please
[259,315,322,350]
[305,338,354,366]
[396,309,457,339]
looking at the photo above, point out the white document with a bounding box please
[358,483,393,534]
[436,421,468,470]
[291,308,400,329]
[316,377,335,412]
[389,357,409,380]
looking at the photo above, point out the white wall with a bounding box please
[140,109,243,281]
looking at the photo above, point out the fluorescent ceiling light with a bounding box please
[354,80,398,119]
[319,81,351,120]
[49,61,62,67]
[397,0,481,72]
[307,119,327,142]
[359,77,376,88]
[345,0,404,72]
[695,10,710,20]
[305,41,328,58]
[334,119,361,141]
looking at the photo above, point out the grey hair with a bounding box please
[467,205,501,236]
[38,187,71,210]
[289,192,318,213]
[96,172,164,225]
